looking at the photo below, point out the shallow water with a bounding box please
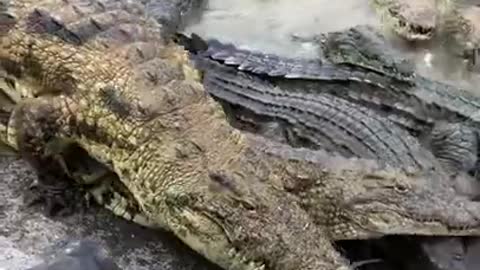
[184,0,480,92]
[184,0,382,58]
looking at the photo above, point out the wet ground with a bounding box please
[0,157,220,270]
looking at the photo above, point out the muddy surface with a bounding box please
[0,156,219,270]
[183,0,381,58]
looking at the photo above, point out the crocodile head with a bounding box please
[329,165,480,239]
[250,141,480,241]
[371,0,436,41]
[320,25,416,81]
[42,136,352,270]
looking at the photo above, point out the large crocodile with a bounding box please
[6,1,480,270]
[182,26,480,180]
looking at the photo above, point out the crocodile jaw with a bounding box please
[372,0,436,41]
[387,7,435,41]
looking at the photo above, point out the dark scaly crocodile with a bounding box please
[181,26,480,180]
[190,55,436,172]
[177,30,435,172]
[188,50,480,197]
[180,25,416,85]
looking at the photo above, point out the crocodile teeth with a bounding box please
[227,247,266,270]
[228,248,237,257]
[255,264,265,270]
[248,261,266,270]
[132,213,152,227]
[108,193,131,220]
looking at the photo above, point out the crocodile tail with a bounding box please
[179,33,341,82]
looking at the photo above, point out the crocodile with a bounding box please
[369,0,474,44]
[7,1,480,270]
[181,27,480,179]
[369,0,439,41]
[181,25,416,85]
[192,56,436,172]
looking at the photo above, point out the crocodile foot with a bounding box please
[427,122,478,176]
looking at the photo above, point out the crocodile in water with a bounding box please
[182,26,480,180]
[369,0,439,41]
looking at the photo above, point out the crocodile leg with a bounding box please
[427,122,478,177]
[421,122,480,198]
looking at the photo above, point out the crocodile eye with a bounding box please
[388,8,399,17]
[4,77,15,89]
[395,184,408,193]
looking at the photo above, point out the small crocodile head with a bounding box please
[334,167,480,239]
[320,25,416,81]
[372,0,436,41]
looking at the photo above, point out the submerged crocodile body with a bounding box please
[6,1,480,270]
[183,27,480,180]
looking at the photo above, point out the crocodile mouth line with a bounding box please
[387,9,434,40]
[88,180,159,228]
[395,20,434,40]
